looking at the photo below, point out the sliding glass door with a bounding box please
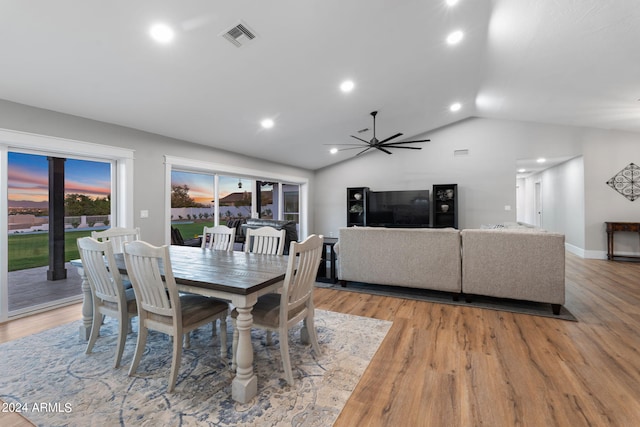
[6,151,112,315]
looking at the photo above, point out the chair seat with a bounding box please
[180,295,229,326]
[100,287,137,315]
[148,295,228,327]
[231,293,306,328]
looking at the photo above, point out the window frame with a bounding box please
[0,128,134,321]
[164,155,309,244]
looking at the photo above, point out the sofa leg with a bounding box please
[339,280,347,288]
[452,293,460,302]
[465,296,472,303]
[551,304,561,315]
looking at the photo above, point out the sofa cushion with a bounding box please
[461,229,565,305]
[338,227,462,292]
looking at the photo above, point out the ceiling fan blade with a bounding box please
[351,135,373,145]
[356,146,373,156]
[380,145,423,150]
[338,146,371,151]
[384,139,431,145]
[325,142,372,146]
[376,146,393,155]
[378,132,403,144]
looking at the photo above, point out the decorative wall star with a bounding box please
[606,162,640,201]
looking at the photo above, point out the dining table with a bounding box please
[71,245,289,403]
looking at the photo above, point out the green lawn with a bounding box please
[8,222,220,272]
[172,222,214,240]
[8,230,93,271]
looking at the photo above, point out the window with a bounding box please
[6,152,112,314]
[164,155,308,246]
[1,129,134,321]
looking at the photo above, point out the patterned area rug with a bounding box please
[317,282,577,321]
[0,310,391,426]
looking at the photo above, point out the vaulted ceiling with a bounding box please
[1,0,639,170]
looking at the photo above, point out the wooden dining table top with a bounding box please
[109,245,290,296]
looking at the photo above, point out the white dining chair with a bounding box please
[123,240,229,392]
[201,225,236,251]
[231,234,324,385]
[244,226,286,256]
[92,226,141,253]
[77,236,137,368]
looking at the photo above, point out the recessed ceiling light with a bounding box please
[518,168,526,173]
[446,30,464,45]
[536,157,547,163]
[260,118,274,129]
[340,80,355,93]
[450,102,462,112]
[149,23,175,43]
[446,0,459,6]
[330,148,338,154]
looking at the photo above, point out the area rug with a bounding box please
[0,310,391,426]
[317,281,577,321]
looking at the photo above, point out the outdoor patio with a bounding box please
[7,263,82,313]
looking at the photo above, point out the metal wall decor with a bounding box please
[606,162,640,201]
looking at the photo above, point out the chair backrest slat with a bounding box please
[244,226,286,255]
[92,227,140,254]
[202,225,236,251]
[124,241,177,318]
[282,235,324,311]
[77,237,125,304]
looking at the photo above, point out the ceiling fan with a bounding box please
[331,111,431,156]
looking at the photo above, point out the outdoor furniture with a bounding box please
[244,226,286,256]
[231,234,324,385]
[201,225,235,251]
[123,241,229,392]
[77,236,137,368]
[170,226,201,247]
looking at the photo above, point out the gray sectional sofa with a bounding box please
[336,226,566,314]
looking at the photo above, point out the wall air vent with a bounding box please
[221,21,257,47]
[454,149,469,157]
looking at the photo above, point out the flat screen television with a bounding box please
[368,190,430,227]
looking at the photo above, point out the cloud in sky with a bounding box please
[8,152,111,202]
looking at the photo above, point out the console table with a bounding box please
[605,222,640,261]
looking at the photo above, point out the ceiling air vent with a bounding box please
[221,21,257,47]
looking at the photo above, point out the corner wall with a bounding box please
[519,157,585,253]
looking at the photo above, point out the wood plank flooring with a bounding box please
[1,252,639,426]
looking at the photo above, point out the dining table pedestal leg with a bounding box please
[76,266,92,340]
[232,305,257,403]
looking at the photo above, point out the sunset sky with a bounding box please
[8,152,251,207]
[8,152,111,204]
[171,171,252,205]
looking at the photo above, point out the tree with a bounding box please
[171,184,205,208]
[65,194,111,216]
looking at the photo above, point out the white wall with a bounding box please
[0,100,314,246]
[520,157,585,253]
[583,131,640,257]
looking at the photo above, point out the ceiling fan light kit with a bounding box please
[331,111,431,157]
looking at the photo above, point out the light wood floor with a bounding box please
[2,252,639,426]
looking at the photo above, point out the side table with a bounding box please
[605,221,640,261]
[316,237,339,283]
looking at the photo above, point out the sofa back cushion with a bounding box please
[461,229,565,304]
[338,227,461,292]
